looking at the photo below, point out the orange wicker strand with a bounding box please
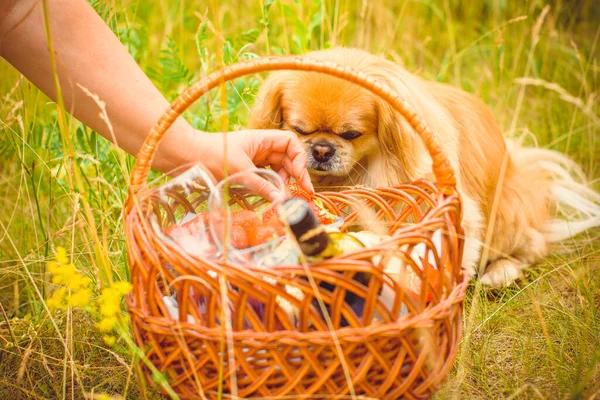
[124,56,467,399]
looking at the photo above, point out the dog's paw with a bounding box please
[480,259,526,288]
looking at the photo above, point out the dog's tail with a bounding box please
[506,139,600,243]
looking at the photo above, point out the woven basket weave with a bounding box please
[124,56,468,399]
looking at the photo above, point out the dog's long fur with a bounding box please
[249,47,600,286]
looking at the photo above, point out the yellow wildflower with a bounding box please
[47,287,67,310]
[102,335,116,346]
[46,297,59,310]
[113,281,132,295]
[94,281,132,335]
[51,264,77,285]
[66,273,92,291]
[47,288,64,310]
[47,261,60,274]
[55,246,69,265]
[96,316,118,332]
[69,288,92,308]
[46,247,134,348]
[46,247,92,310]
[98,288,120,317]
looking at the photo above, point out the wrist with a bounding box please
[150,117,198,175]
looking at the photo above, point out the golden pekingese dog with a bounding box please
[249,47,600,287]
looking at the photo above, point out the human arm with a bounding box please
[0,0,313,196]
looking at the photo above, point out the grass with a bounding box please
[1,0,599,398]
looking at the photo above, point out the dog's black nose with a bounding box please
[312,143,336,162]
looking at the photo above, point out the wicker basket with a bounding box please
[124,56,468,399]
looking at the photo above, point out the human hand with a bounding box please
[0,0,313,202]
[172,129,315,201]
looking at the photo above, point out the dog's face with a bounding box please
[276,74,381,177]
[249,49,410,183]
[249,47,425,188]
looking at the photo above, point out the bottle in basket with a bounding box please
[282,198,354,256]
[281,197,371,324]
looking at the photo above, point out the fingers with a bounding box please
[275,168,291,197]
[277,168,290,184]
[297,167,313,193]
[227,164,285,203]
[265,152,294,175]
[254,130,314,194]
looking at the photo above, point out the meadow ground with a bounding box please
[1,0,599,398]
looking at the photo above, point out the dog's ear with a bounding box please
[249,75,284,129]
[372,80,421,185]
[376,98,404,168]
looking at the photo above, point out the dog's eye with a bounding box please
[341,130,362,140]
[292,126,309,135]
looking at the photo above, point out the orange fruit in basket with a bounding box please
[231,209,261,230]
[231,210,261,248]
[163,215,205,238]
[163,187,337,251]
[250,217,285,247]
[230,224,249,249]
[225,209,285,249]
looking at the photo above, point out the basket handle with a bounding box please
[128,55,457,196]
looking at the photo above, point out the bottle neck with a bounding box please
[297,225,330,256]
[282,197,331,257]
